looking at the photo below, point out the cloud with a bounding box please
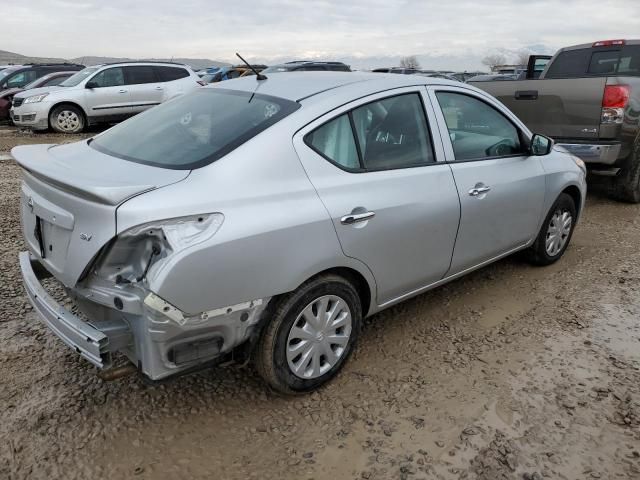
[4,0,639,70]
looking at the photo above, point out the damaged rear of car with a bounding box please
[15,87,314,381]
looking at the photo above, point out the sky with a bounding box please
[3,0,640,70]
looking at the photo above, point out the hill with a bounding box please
[0,50,229,70]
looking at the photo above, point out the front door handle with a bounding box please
[341,211,375,225]
[155,86,163,90]
[469,185,491,196]
[118,89,127,94]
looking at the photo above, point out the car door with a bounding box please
[124,66,164,114]
[293,89,460,306]
[84,67,131,119]
[428,86,546,275]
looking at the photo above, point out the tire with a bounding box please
[610,140,640,203]
[49,104,85,134]
[527,193,577,266]
[254,274,362,394]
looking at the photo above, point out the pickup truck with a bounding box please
[470,39,640,202]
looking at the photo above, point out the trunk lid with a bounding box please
[13,141,189,287]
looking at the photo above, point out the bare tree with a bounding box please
[481,53,507,72]
[399,55,421,69]
[515,49,531,66]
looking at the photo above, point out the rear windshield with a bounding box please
[546,45,640,78]
[90,88,300,170]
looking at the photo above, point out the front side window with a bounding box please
[305,93,435,171]
[6,70,38,88]
[90,88,300,169]
[90,67,125,87]
[436,92,524,161]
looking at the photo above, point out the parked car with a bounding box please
[10,62,202,133]
[262,61,351,73]
[15,72,586,393]
[0,71,74,122]
[451,71,489,82]
[200,65,267,83]
[467,74,520,82]
[0,63,84,91]
[469,39,640,202]
[414,72,460,82]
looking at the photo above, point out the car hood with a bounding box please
[0,87,23,98]
[13,85,64,99]
[12,140,190,205]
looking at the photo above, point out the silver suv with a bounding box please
[11,62,202,133]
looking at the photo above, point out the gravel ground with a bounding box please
[1,126,639,480]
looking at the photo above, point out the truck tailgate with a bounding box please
[471,78,606,139]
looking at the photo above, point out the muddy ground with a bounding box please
[0,126,639,480]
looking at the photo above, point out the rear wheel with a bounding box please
[254,274,362,394]
[527,193,577,266]
[49,104,85,134]
[610,140,640,203]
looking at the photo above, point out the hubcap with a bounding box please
[545,209,572,257]
[56,110,80,132]
[286,295,352,379]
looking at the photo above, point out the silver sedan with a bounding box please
[14,72,586,393]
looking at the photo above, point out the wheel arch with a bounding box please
[562,184,582,217]
[48,101,88,128]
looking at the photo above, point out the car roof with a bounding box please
[205,71,460,102]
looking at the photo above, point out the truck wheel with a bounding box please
[49,104,85,134]
[610,140,640,203]
[254,274,361,395]
[526,193,577,266]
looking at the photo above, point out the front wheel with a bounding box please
[527,193,577,266]
[254,274,362,394]
[49,104,85,134]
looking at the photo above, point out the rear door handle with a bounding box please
[469,186,491,196]
[155,86,163,90]
[341,211,375,225]
[118,89,127,94]
[515,90,538,100]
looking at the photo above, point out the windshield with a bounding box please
[0,68,17,81]
[59,67,99,87]
[90,88,300,169]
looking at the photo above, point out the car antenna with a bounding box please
[236,53,267,80]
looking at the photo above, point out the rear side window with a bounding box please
[90,89,300,169]
[156,66,190,81]
[307,115,360,169]
[545,49,591,78]
[305,93,435,171]
[125,66,158,85]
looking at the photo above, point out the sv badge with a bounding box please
[79,233,93,242]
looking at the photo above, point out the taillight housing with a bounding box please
[601,85,630,124]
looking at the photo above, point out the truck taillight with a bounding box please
[601,85,630,124]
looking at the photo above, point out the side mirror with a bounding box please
[530,133,553,156]
[85,81,99,89]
